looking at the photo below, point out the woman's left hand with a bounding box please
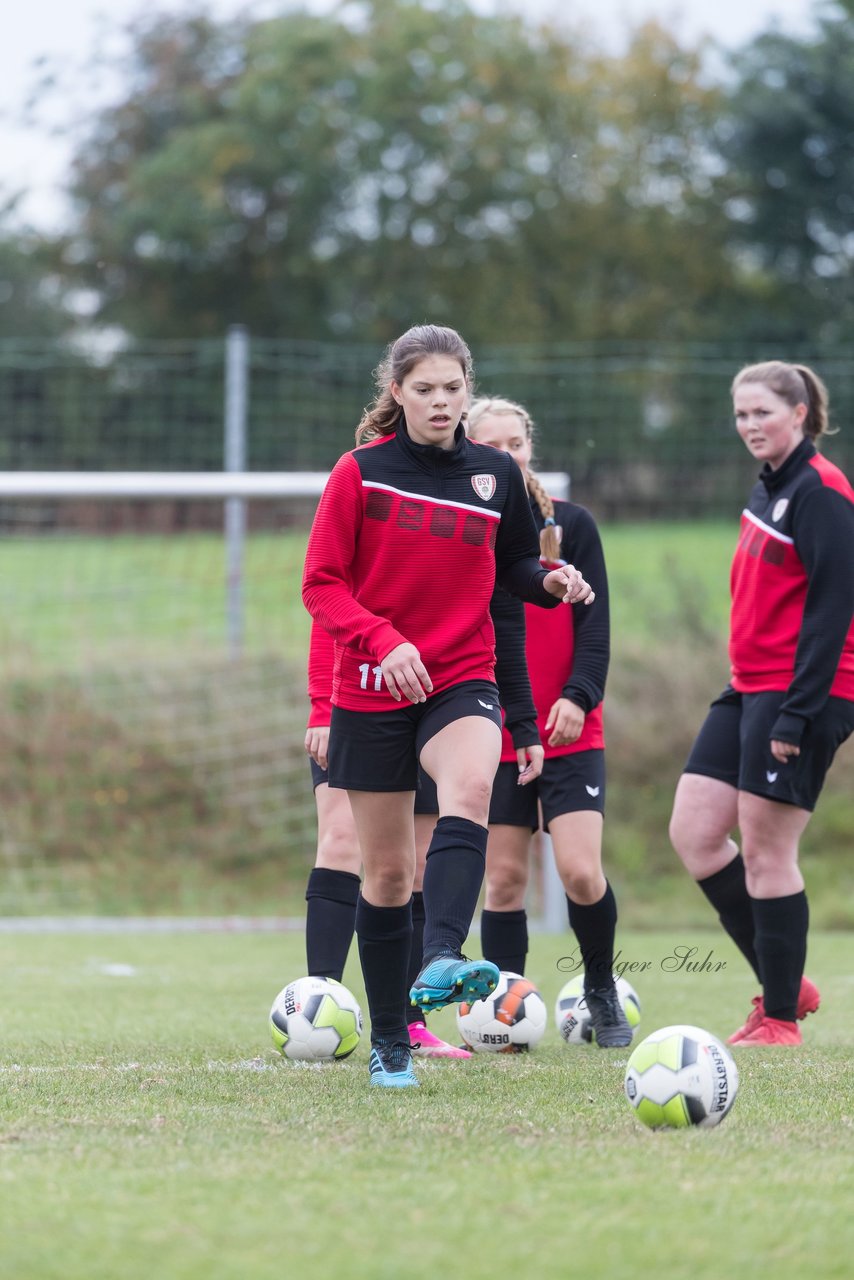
[770,739,800,764]
[516,743,545,785]
[543,564,595,605]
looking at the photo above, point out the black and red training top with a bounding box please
[729,437,854,745]
[302,420,560,714]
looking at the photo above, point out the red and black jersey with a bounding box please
[302,421,559,713]
[730,437,854,745]
[498,496,610,763]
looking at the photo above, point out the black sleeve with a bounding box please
[494,459,561,608]
[558,503,611,713]
[490,587,539,749]
[771,485,854,744]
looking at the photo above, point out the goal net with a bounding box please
[1,470,567,919]
[0,474,324,917]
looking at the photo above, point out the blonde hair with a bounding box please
[731,361,831,441]
[355,324,474,445]
[467,396,563,562]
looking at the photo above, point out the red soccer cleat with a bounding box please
[728,975,820,1045]
[736,1015,802,1046]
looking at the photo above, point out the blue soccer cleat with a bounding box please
[409,953,500,1013]
[369,1039,420,1088]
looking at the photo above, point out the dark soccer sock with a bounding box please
[697,855,761,980]
[751,891,809,1022]
[567,882,618,989]
[420,816,488,963]
[304,867,360,981]
[480,908,528,975]
[355,895,413,1043]
[406,892,427,1026]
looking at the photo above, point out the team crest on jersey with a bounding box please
[471,473,496,501]
[772,498,789,522]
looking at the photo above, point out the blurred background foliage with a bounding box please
[1,0,853,348]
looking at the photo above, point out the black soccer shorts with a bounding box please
[683,685,854,812]
[328,679,503,793]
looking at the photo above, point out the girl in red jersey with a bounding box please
[670,361,854,1046]
[301,324,593,1087]
[464,397,631,1047]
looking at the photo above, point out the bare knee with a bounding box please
[442,774,493,824]
[669,775,739,879]
[562,866,606,905]
[485,862,528,911]
[316,822,361,875]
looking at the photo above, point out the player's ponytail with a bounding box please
[792,365,831,440]
[526,472,563,563]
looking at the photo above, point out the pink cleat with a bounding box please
[408,1022,472,1059]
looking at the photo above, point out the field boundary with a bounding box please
[0,916,305,933]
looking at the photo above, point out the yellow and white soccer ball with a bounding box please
[624,1024,739,1129]
[270,976,363,1062]
[554,973,642,1045]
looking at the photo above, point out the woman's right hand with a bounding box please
[381,643,434,704]
[304,725,330,770]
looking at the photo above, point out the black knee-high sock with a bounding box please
[305,867,360,980]
[406,892,426,1026]
[355,896,412,1043]
[481,908,528,974]
[752,891,808,1022]
[567,882,618,988]
[420,816,488,962]
[697,855,760,980]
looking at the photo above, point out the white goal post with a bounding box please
[0,469,569,659]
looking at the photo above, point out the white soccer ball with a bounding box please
[270,976,363,1062]
[624,1024,739,1129]
[456,971,547,1053]
[554,974,642,1045]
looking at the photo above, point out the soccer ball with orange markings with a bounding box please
[456,971,547,1053]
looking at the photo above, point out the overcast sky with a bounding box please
[1,0,821,230]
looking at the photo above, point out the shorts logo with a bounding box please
[477,698,495,710]
[471,474,496,501]
[585,784,600,797]
[772,499,789,522]
[766,770,778,783]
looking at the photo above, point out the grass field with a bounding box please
[1,927,852,1280]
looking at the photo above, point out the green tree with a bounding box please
[54,0,738,344]
[0,205,70,339]
[718,1,854,342]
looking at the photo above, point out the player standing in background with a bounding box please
[669,361,854,1046]
[302,324,594,1087]
[303,599,543,1060]
[461,397,631,1048]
